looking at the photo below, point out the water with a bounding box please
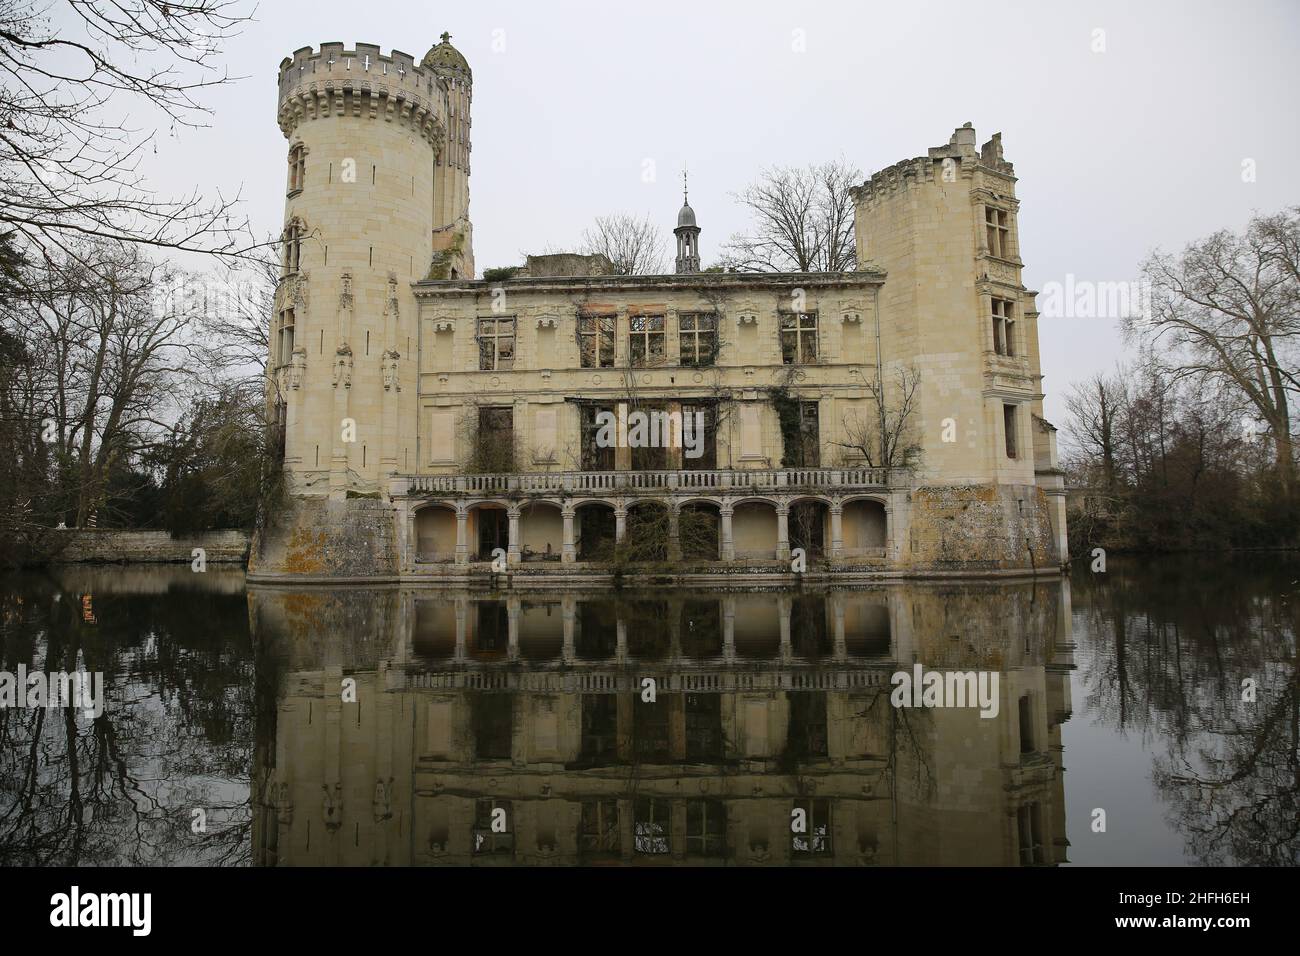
[0,557,1294,866]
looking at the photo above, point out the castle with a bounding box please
[252,32,1068,582]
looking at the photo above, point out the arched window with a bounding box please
[287,143,306,194]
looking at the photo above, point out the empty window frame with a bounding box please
[992,298,1016,356]
[282,222,302,275]
[686,799,727,858]
[477,317,516,371]
[579,799,620,858]
[986,206,1011,258]
[472,798,515,855]
[779,312,818,364]
[629,314,666,368]
[1017,802,1045,865]
[578,314,615,368]
[679,313,718,366]
[791,798,832,855]
[634,797,671,855]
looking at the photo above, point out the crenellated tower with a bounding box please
[270,37,471,502]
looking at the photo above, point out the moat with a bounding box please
[0,555,1294,866]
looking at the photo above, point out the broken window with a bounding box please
[634,797,671,855]
[1003,403,1019,459]
[986,206,1010,258]
[788,691,829,758]
[477,317,516,370]
[686,799,727,857]
[581,694,618,762]
[470,691,512,758]
[779,312,818,364]
[578,314,615,368]
[579,404,615,471]
[629,314,666,367]
[791,798,832,855]
[472,798,514,855]
[992,298,1015,356]
[475,406,515,472]
[680,403,717,470]
[634,692,672,762]
[685,693,723,761]
[580,799,620,858]
[679,312,718,366]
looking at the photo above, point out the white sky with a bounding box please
[111,0,1300,426]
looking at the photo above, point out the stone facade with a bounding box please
[49,529,250,564]
[257,33,1067,582]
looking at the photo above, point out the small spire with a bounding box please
[682,164,689,205]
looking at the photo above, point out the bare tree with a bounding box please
[1064,368,1129,491]
[0,0,258,262]
[581,213,666,275]
[722,159,860,273]
[834,365,921,469]
[1134,207,1300,490]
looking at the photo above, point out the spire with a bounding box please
[674,168,701,274]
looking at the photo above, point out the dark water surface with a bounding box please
[0,556,1295,866]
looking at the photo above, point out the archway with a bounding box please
[679,501,720,560]
[789,498,829,559]
[520,501,562,562]
[842,499,888,556]
[575,501,616,560]
[732,500,778,560]
[414,504,457,563]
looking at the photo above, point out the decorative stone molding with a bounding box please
[338,272,354,312]
[536,314,559,329]
[288,347,307,389]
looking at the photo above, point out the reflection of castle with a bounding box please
[251,580,1074,865]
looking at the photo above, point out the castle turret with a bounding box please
[423,32,474,280]
[273,41,456,499]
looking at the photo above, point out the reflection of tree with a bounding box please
[0,572,264,865]
[1073,556,1299,864]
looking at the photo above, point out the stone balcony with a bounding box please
[392,466,895,499]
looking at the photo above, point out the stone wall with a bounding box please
[908,483,1057,571]
[250,496,399,578]
[49,529,250,564]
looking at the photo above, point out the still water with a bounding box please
[0,556,1295,866]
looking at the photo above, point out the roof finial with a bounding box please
[682,164,689,206]
[440,31,452,44]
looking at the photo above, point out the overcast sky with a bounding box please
[119,0,1299,427]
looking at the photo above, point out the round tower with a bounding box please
[272,41,452,499]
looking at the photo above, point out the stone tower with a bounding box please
[674,176,701,274]
[423,32,475,280]
[271,38,469,501]
[851,124,1064,565]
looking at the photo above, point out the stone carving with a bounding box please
[372,778,393,821]
[382,348,401,390]
[339,272,353,311]
[288,347,307,389]
[322,783,342,830]
[333,342,353,388]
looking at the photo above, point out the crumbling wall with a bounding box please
[250,496,399,577]
[907,483,1056,571]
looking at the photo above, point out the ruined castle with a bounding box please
[252,32,1067,582]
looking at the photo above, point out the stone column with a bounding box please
[561,595,576,665]
[454,596,467,662]
[832,595,846,660]
[507,597,520,661]
[719,504,735,561]
[616,617,628,664]
[775,503,790,561]
[405,507,416,570]
[778,596,792,662]
[667,503,682,561]
[722,597,736,662]
[829,502,843,559]
[561,505,576,563]
[614,506,627,544]
[507,504,521,566]
[454,507,469,566]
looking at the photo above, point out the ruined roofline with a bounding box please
[412,268,887,297]
[852,123,1016,204]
